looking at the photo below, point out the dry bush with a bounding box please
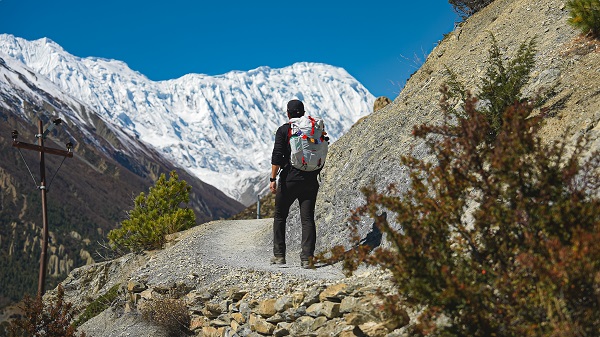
[319,90,600,336]
[449,0,495,19]
[139,297,190,336]
[6,285,85,337]
[561,33,600,56]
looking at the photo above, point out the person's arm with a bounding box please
[269,164,280,194]
[270,125,288,194]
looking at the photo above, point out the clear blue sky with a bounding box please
[0,0,459,99]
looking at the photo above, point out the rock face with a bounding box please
[285,0,600,254]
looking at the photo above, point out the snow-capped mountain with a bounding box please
[0,34,375,205]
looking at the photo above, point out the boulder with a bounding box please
[257,298,277,317]
[249,313,276,335]
[319,283,348,302]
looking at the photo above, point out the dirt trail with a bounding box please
[191,218,345,280]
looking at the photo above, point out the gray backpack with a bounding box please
[288,115,329,171]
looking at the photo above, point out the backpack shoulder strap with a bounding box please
[307,116,316,136]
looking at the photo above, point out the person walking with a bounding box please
[269,99,323,269]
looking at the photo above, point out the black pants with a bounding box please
[273,179,319,261]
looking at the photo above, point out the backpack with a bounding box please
[288,115,329,171]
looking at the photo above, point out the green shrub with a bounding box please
[73,284,121,328]
[7,285,86,337]
[319,89,600,336]
[139,297,190,336]
[567,0,600,37]
[108,171,196,252]
[449,0,495,19]
[445,34,537,142]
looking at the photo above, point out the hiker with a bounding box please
[269,99,327,269]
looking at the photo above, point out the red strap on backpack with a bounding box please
[307,116,316,136]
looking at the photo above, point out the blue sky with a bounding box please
[0,0,459,99]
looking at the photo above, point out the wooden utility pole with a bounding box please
[12,119,73,297]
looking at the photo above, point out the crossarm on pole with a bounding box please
[12,141,73,158]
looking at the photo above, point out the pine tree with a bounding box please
[445,35,536,142]
[108,171,196,252]
[477,35,536,140]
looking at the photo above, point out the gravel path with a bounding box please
[204,219,344,277]
[78,219,352,336]
[133,219,346,292]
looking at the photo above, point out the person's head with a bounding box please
[286,99,305,119]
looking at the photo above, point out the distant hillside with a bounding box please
[229,193,276,220]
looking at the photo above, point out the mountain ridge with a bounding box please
[0,34,375,309]
[0,34,375,205]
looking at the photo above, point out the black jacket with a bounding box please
[271,123,320,183]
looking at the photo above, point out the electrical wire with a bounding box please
[17,147,38,188]
[47,155,68,191]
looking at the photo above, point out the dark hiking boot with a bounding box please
[270,256,286,265]
[301,259,313,269]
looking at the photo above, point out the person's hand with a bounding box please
[269,181,277,194]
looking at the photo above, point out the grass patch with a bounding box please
[73,283,121,328]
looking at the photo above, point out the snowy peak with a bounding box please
[0,34,376,205]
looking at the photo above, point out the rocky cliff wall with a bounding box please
[284,0,600,254]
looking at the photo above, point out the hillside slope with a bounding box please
[0,55,244,307]
[286,0,600,253]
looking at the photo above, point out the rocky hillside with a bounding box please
[294,0,600,253]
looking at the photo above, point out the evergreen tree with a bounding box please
[445,35,536,142]
[477,35,536,139]
[108,171,196,252]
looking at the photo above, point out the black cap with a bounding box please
[287,99,304,113]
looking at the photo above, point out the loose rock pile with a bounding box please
[125,269,409,337]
